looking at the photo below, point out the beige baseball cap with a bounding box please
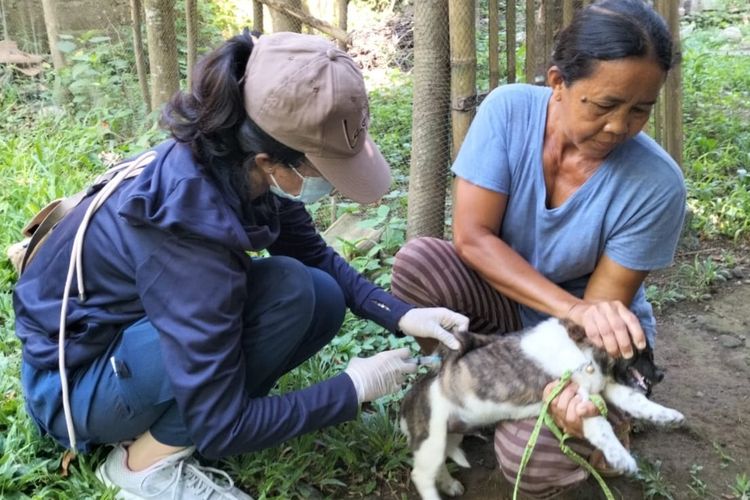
[243,32,392,204]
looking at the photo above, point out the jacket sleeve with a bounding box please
[267,198,413,332]
[135,235,359,458]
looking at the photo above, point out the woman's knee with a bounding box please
[308,267,346,335]
[256,255,316,300]
[245,257,345,347]
[495,421,590,498]
[391,237,458,307]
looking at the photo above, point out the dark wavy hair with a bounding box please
[160,29,304,218]
[551,0,680,85]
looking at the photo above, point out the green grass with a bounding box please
[2,5,750,499]
[682,19,750,239]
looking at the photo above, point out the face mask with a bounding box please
[269,167,333,204]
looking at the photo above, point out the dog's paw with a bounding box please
[602,448,638,475]
[438,476,465,497]
[652,408,685,427]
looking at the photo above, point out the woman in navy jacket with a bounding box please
[14,31,468,499]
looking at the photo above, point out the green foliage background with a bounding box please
[1,3,749,498]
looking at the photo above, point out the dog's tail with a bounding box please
[439,330,498,360]
[447,444,470,468]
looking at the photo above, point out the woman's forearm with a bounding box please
[455,232,581,318]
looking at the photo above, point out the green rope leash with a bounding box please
[512,370,573,500]
[512,372,616,500]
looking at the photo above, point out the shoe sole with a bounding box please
[95,465,147,500]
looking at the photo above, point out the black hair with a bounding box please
[160,29,304,218]
[551,0,679,85]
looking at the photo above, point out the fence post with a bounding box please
[336,0,348,50]
[562,0,574,27]
[40,0,65,69]
[407,0,451,239]
[506,0,516,83]
[269,0,302,32]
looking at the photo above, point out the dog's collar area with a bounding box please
[571,361,595,374]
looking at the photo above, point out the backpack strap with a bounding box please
[19,150,156,274]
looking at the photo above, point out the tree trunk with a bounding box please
[40,0,65,69]
[406,0,451,240]
[185,0,198,90]
[144,0,179,112]
[270,0,302,33]
[654,0,683,167]
[130,0,151,114]
[524,0,547,84]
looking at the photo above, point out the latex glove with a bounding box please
[397,307,469,350]
[344,348,417,403]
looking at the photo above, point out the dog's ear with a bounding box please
[559,318,586,343]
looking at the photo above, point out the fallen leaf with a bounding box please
[60,450,76,477]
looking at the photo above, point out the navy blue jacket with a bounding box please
[13,140,413,458]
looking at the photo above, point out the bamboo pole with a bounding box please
[255,0,349,45]
[449,0,476,157]
[506,0,516,83]
[130,0,151,114]
[253,0,264,32]
[408,0,451,239]
[185,0,197,90]
[489,0,499,89]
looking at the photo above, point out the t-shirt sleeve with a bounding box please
[604,162,686,271]
[450,88,512,194]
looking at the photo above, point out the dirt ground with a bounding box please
[400,276,750,499]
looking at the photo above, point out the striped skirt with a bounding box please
[392,237,601,498]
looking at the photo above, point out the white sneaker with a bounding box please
[96,443,253,500]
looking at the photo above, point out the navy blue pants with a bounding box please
[22,257,346,449]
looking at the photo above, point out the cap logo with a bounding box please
[342,116,367,150]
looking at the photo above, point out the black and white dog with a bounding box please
[399,318,684,500]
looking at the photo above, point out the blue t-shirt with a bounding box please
[451,84,686,344]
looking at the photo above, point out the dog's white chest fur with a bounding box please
[520,319,608,395]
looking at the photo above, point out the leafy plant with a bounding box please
[730,473,750,500]
[687,463,707,498]
[713,441,737,469]
[638,458,676,500]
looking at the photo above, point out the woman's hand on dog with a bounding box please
[567,301,646,359]
[544,381,600,438]
[397,307,470,350]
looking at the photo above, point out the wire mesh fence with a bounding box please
[1,0,682,242]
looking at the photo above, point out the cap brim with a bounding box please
[306,134,391,204]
